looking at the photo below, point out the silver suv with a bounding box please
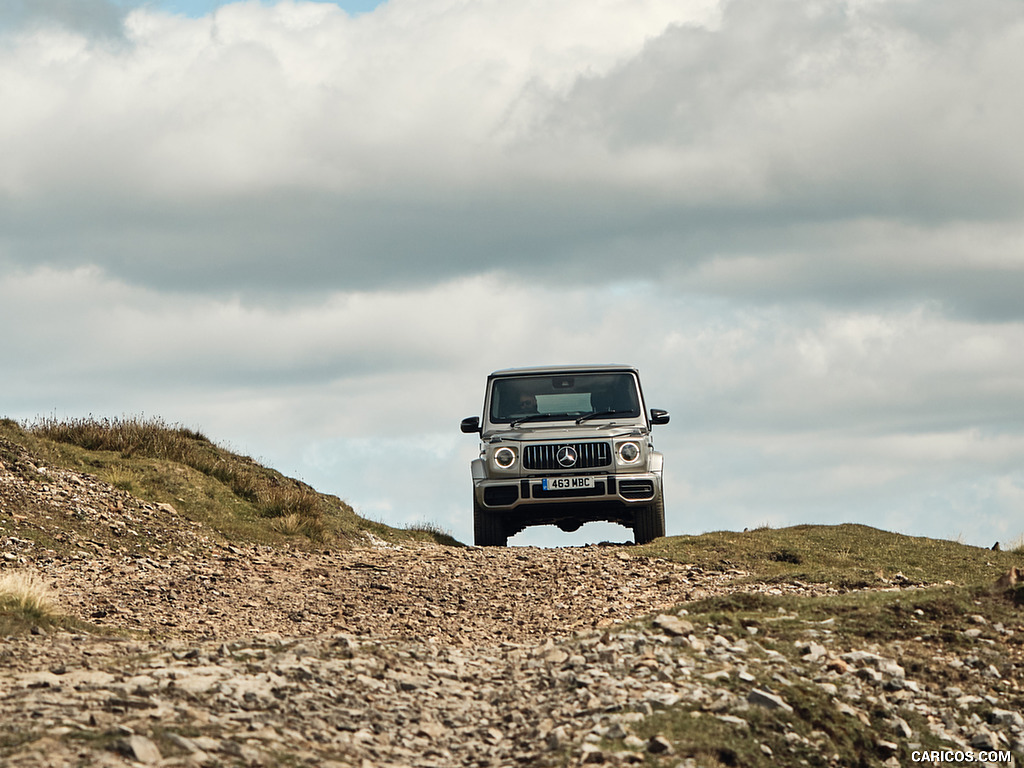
[460,364,669,546]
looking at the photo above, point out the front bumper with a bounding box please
[474,473,660,510]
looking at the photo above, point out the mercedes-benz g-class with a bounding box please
[460,365,669,546]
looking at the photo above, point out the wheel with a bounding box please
[633,494,665,545]
[474,495,508,547]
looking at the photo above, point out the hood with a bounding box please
[484,423,647,442]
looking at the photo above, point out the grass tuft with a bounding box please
[270,513,327,543]
[0,570,57,619]
[0,570,84,635]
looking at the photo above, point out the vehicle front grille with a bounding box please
[523,442,612,471]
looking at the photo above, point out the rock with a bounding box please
[971,729,1001,751]
[604,722,629,740]
[114,735,161,764]
[716,715,749,729]
[890,716,914,739]
[653,614,694,637]
[995,567,1020,588]
[801,641,827,662]
[647,735,673,754]
[877,739,899,755]
[825,658,850,674]
[991,709,1024,728]
[580,743,607,763]
[542,647,570,664]
[748,689,793,713]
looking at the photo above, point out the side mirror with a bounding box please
[460,416,481,434]
[650,409,670,426]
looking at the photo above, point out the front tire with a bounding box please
[633,494,665,545]
[474,496,508,547]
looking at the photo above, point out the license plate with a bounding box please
[541,476,595,491]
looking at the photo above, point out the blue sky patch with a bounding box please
[138,0,384,17]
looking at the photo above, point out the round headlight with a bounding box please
[618,441,641,463]
[494,447,517,468]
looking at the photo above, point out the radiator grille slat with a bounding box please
[523,442,612,471]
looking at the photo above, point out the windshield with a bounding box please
[489,372,641,424]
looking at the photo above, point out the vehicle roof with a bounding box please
[488,364,639,378]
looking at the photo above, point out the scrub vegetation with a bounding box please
[638,523,1020,589]
[0,416,453,551]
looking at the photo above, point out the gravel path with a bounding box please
[0,541,850,768]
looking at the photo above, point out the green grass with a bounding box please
[637,523,1019,588]
[0,416,452,552]
[403,519,464,547]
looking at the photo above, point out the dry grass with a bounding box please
[270,513,327,543]
[26,415,334,540]
[30,415,259,498]
[3,415,453,550]
[403,520,463,547]
[0,571,58,623]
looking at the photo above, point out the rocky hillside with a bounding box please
[2,420,1023,767]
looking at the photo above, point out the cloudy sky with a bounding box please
[2,0,1023,548]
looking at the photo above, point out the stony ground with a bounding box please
[2,440,1023,767]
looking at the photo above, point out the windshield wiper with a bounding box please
[575,409,631,424]
[510,413,573,428]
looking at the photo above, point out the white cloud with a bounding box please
[0,0,721,197]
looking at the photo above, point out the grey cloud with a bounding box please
[536,0,1024,217]
[2,0,1022,318]
[0,188,681,293]
[673,224,1024,322]
[5,188,1022,327]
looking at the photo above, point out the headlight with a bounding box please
[618,441,641,463]
[494,447,517,468]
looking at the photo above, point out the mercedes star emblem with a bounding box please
[556,445,578,468]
